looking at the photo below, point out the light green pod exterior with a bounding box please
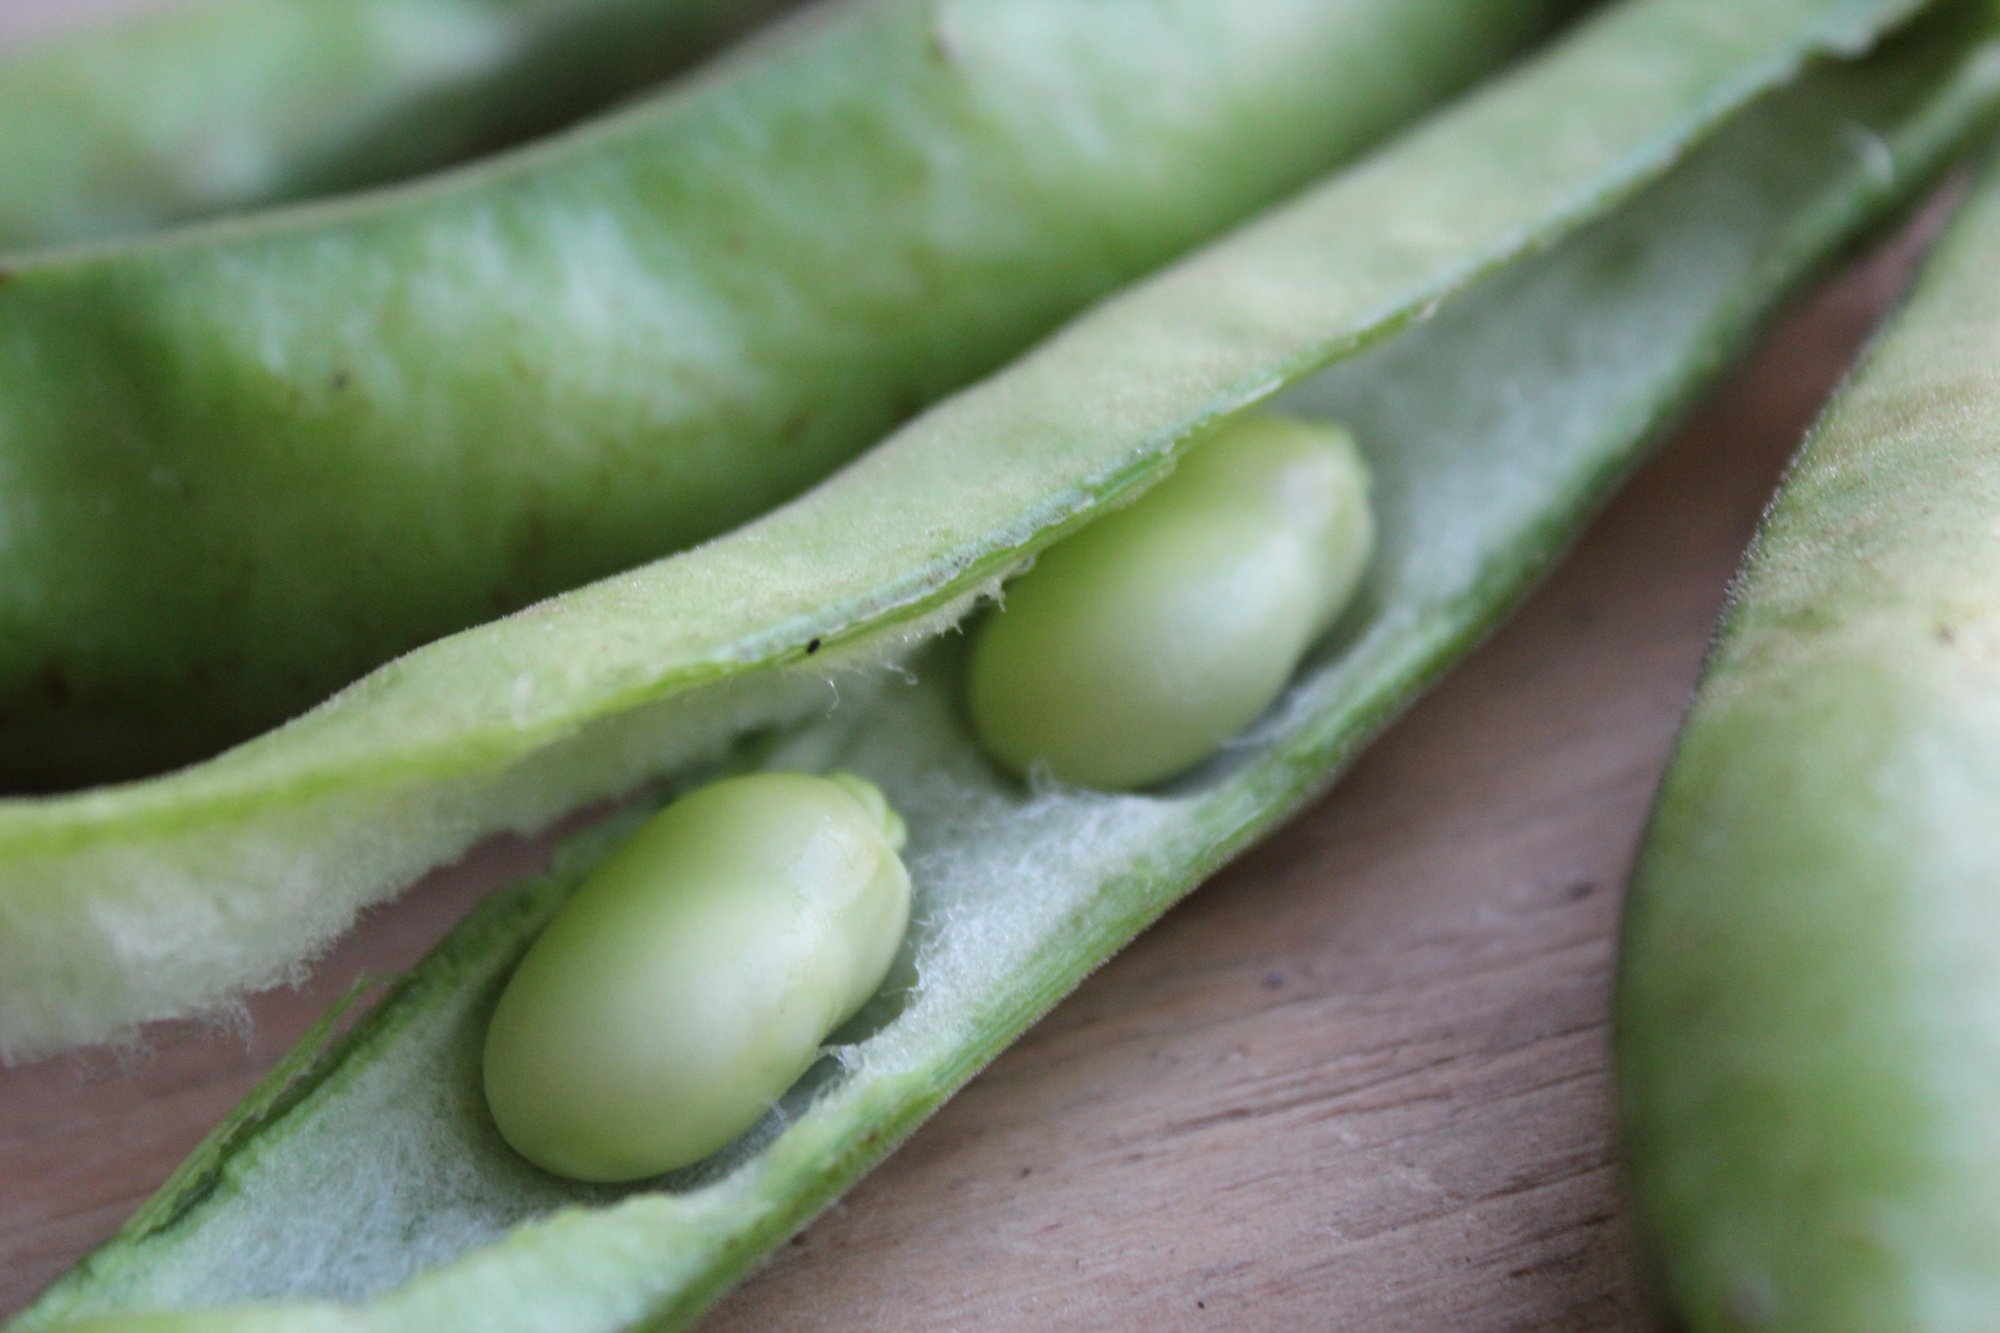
[9,3,1995,1328]
[483,772,911,1182]
[969,414,1372,790]
[0,0,1573,790]
[0,0,1970,1071]
[0,0,800,252]
[49,1313,357,1333]
[1619,139,2000,1333]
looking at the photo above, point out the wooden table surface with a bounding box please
[0,6,1947,1329]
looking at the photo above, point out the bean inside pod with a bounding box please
[969,414,1374,790]
[483,772,911,1183]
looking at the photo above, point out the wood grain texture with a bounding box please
[0,4,1946,1327]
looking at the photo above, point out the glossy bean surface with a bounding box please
[484,772,911,1182]
[969,415,1372,789]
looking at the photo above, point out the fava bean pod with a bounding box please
[12,2,1995,1328]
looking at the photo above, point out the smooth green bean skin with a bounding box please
[968,415,1372,790]
[1619,149,2000,1331]
[483,772,911,1183]
[0,0,798,251]
[0,0,1570,790]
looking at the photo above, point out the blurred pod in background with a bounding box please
[0,0,1580,789]
[0,0,803,250]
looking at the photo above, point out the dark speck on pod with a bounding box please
[331,369,351,392]
[806,638,822,655]
[37,663,70,707]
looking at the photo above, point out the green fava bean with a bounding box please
[969,415,1372,790]
[483,772,911,1183]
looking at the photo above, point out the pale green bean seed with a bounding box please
[968,415,1373,790]
[483,772,911,1183]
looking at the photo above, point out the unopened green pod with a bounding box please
[970,414,1373,789]
[9,3,1995,1328]
[484,772,911,1182]
[0,0,1573,789]
[0,0,800,252]
[1619,141,2000,1333]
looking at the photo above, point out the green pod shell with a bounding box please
[484,772,912,1183]
[969,414,1372,790]
[47,1312,358,1333]
[0,0,799,252]
[1618,140,2000,1332]
[10,3,1996,1328]
[0,0,1972,1087]
[0,0,1570,789]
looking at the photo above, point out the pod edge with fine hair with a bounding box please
[1619,132,2000,1333]
[0,0,1963,1062]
